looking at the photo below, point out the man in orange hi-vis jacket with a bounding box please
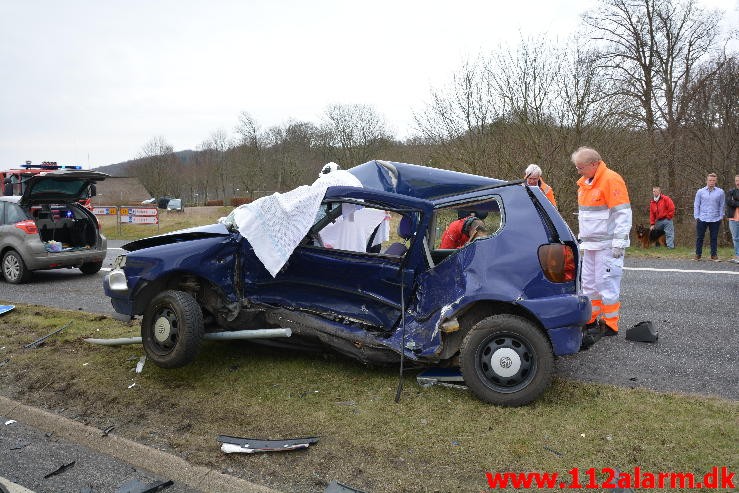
[572,147,632,349]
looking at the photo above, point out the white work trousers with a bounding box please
[581,248,624,308]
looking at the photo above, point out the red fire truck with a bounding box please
[1,161,96,209]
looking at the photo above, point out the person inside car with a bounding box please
[440,212,488,248]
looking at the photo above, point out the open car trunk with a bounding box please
[32,203,100,252]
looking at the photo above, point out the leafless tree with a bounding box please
[133,136,179,198]
[321,104,392,167]
[686,56,738,182]
[198,129,233,201]
[414,58,504,175]
[583,0,722,189]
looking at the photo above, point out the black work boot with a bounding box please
[579,321,604,351]
[602,321,618,337]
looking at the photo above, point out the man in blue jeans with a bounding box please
[693,173,725,261]
[727,174,739,263]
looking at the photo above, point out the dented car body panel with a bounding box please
[104,160,591,404]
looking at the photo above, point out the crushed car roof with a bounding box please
[348,160,507,201]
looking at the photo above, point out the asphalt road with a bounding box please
[1,247,737,400]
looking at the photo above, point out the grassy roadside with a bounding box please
[98,206,232,241]
[0,305,736,492]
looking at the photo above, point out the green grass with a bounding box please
[627,245,736,260]
[0,305,736,492]
[99,206,232,240]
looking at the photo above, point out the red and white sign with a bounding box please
[120,215,159,224]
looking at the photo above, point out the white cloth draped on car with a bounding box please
[231,170,363,277]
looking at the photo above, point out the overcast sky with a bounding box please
[0,0,736,168]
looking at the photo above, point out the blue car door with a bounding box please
[243,187,433,332]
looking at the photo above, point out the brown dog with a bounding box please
[636,224,666,248]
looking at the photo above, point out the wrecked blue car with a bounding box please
[104,161,590,406]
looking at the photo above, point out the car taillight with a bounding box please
[14,220,38,234]
[538,243,576,283]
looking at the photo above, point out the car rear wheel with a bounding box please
[460,314,553,407]
[2,250,31,284]
[141,290,204,368]
[79,261,103,275]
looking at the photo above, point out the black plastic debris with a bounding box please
[416,367,467,389]
[324,480,367,493]
[43,460,76,479]
[115,478,173,493]
[218,435,319,453]
[625,321,658,343]
[543,445,563,457]
[23,322,71,349]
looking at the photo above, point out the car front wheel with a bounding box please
[460,314,553,407]
[79,261,103,275]
[2,250,31,284]
[141,290,204,368]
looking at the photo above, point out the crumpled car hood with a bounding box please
[123,223,230,252]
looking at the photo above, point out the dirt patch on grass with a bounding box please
[0,305,736,492]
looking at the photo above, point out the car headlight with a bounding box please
[112,254,127,270]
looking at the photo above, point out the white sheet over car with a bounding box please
[232,170,363,277]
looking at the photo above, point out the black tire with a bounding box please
[79,261,103,275]
[141,290,204,368]
[2,250,32,284]
[460,314,553,407]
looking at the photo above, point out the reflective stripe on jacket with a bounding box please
[577,162,632,250]
[539,179,557,208]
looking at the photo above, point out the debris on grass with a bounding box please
[218,435,319,454]
[0,305,14,316]
[416,367,468,390]
[23,322,71,349]
[4,419,16,425]
[135,356,146,374]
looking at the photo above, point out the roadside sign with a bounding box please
[93,207,117,215]
[120,207,158,216]
[120,215,159,224]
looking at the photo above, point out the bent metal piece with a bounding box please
[84,328,292,346]
[218,435,318,454]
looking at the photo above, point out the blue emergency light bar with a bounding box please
[21,161,82,170]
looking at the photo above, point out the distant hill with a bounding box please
[94,150,195,177]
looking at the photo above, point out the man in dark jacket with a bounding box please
[727,174,739,263]
[650,186,676,248]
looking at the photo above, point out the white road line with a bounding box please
[624,267,739,275]
[108,247,126,251]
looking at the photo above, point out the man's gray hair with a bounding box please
[525,164,542,177]
[571,146,601,165]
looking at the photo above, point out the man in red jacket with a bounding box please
[650,186,675,248]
